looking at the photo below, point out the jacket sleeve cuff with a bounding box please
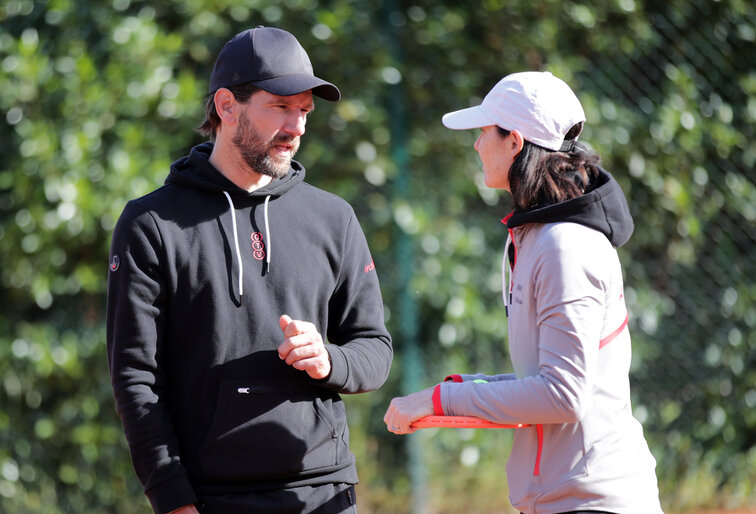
[312,344,348,389]
[146,473,197,514]
[432,384,444,415]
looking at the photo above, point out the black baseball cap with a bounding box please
[208,26,341,102]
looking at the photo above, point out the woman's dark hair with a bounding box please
[500,122,601,211]
[196,83,261,140]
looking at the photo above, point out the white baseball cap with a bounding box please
[442,71,586,151]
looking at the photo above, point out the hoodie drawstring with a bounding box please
[501,217,543,476]
[263,194,271,274]
[223,192,244,297]
[222,192,273,298]
[503,233,512,317]
[502,212,515,318]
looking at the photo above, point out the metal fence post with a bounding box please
[383,2,427,513]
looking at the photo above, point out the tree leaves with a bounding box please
[0,0,753,511]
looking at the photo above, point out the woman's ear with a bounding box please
[213,88,237,125]
[510,130,525,155]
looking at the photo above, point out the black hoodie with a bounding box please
[106,142,393,512]
[506,167,634,247]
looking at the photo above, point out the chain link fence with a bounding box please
[355,2,755,511]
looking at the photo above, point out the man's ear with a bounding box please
[213,88,237,125]
[510,129,525,156]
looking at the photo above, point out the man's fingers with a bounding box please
[278,318,322,360]
[277,316,329,379]
[290,356,321,370]
[282,344,320,365]
[279,315,315,338]
[279,314,292,332]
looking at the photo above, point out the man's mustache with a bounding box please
[271,134,298,146]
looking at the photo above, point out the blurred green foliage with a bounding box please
[0,0,754,512]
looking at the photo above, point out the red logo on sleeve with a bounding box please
[364,260,376,273]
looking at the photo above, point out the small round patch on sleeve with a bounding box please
[110,255,120,272]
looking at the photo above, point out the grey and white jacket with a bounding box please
[435,169,663,514]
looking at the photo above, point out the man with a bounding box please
[107,26,393,514]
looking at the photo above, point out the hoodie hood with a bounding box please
[506,167,634,247]
[166,141,305,198]
[165,142,306,293]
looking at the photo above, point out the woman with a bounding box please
[384,71,662,513]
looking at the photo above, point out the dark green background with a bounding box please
[1,0,754,512]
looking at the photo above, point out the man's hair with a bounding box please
[197,83,261,140]
[501,123,601,211]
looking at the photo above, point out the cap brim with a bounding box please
[253,74,341,102]
[442,105,496,130]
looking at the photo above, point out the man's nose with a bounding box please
[283,112,307,137]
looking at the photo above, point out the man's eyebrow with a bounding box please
[267,97,315,111]
[290,103,314,112]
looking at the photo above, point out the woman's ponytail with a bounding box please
[508,122,601,211]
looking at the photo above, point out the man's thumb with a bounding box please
[279,314,292,332]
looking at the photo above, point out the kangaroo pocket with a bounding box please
[198,378,343,481]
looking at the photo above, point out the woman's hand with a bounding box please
[383,387,436,434]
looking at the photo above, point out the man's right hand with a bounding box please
[277,314,331,380]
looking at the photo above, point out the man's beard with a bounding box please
[232,112,300,179]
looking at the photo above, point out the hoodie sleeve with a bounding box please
[449,373,517,383]
[439,227,608,424]
[318,213,393,394]
[106,203,197,513]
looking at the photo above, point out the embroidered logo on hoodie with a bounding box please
[110,255,120,272]
[251,232,265,261]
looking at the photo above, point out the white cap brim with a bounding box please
[442,105,496,130]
